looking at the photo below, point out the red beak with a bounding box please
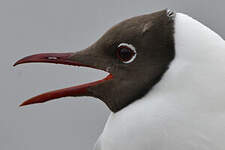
[14,53,112,107]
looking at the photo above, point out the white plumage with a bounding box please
[94,13,225,150]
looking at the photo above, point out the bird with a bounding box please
[14,9,225,150]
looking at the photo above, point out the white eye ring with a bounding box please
[117,43,137,64]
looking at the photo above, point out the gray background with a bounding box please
[1,0,225,149]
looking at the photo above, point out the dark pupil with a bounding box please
[118,48,133,61]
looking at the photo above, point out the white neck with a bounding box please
[153,13,225,112]
[97,13,225,150]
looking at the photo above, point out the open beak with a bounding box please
[13,52,113,107]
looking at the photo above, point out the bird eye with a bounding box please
[117,43,137,63]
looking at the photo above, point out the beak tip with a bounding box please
[19,103,25,107]
[19,100,31,107]
[13,59,23,67]
[13,62,18,67]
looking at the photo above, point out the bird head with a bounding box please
[14,9,175,112]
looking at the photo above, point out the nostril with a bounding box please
[47,56,59,60]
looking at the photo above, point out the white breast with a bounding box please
[95,13,225,150]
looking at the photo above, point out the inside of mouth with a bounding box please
[19,67,112,107]
[14,52,113,106]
